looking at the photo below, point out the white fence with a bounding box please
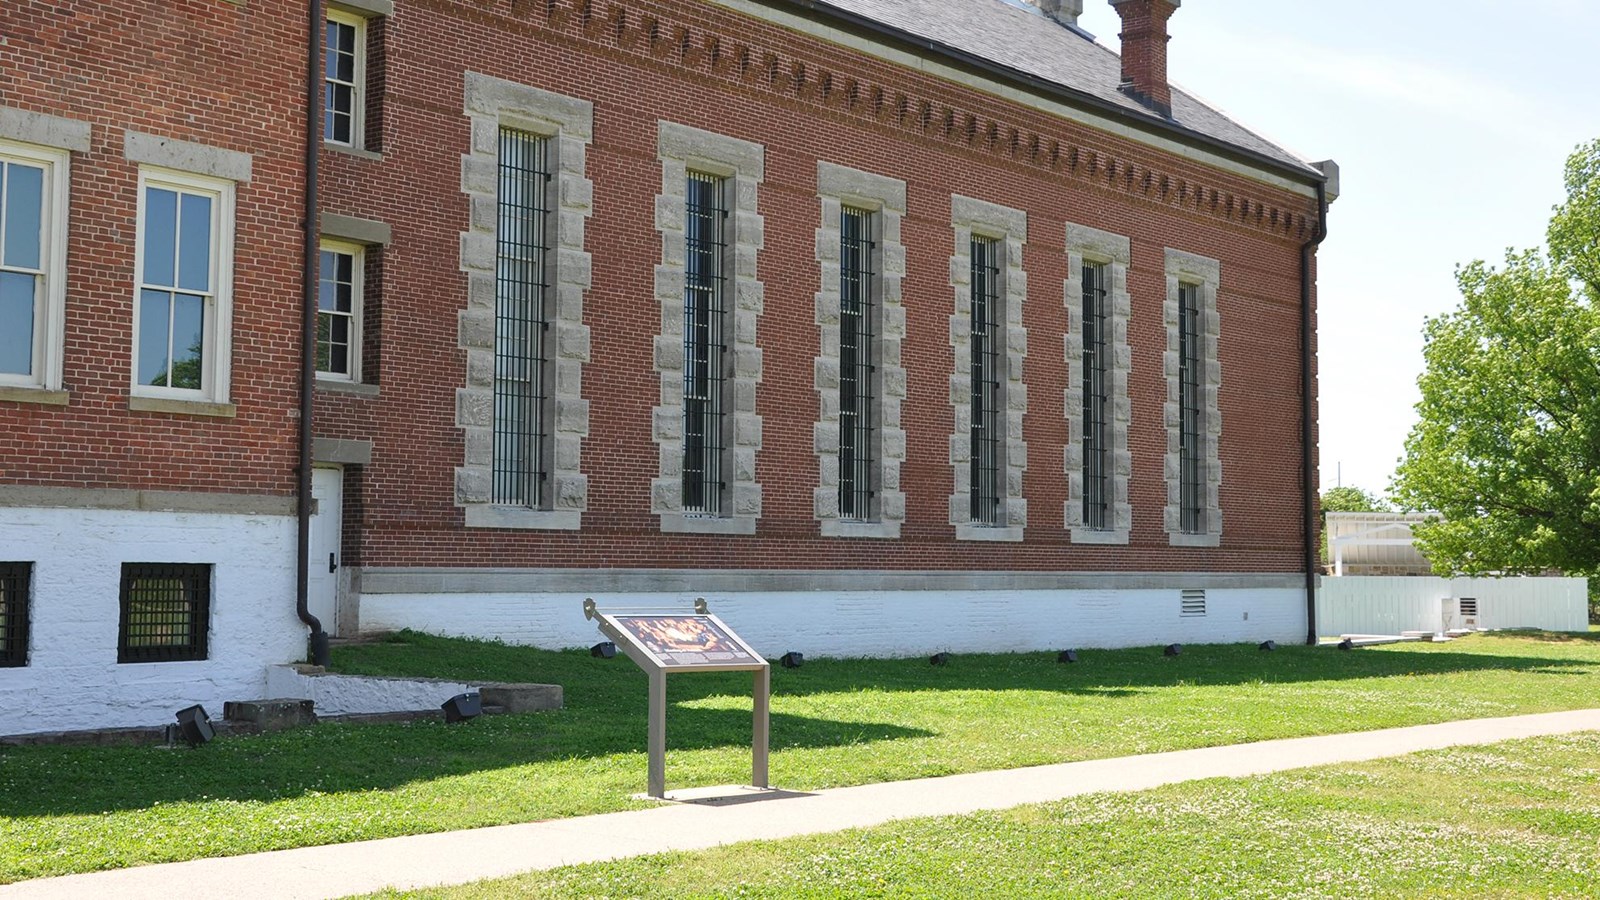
[1317,576,1589,636]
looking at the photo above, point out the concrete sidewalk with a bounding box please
[7,709,1600,900]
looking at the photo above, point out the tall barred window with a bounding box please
[493,127,552,508]
[1178,282,1204,533]
[969,235,1004,526]
[683,172,729,514]
[838,207,878,521]
[1081,262,1111,530]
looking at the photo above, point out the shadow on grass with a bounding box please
[0,703,929,818]
[5,630,1592,819]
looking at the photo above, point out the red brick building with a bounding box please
[1,0,1333,734]
[311,0,1334,654]
[0,1,315,733]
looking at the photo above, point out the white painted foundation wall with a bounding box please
[361,587,1308,657]
[0,506,306,736]
[1317,576,1589,636]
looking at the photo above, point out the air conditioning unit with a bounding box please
[1459,597,1478,629]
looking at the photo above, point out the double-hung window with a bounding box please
[838,206,878,521]
[323,10,365,147]
[132,169,233,401]
[492,127,553,509]
[0,141,67,392]
[1081,261,1111,531]
[682,171,730,515]
[969,235,1005,527]
[1177,281,1205,534]
[317,241,363,381]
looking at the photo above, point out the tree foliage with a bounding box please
[1393,140,1600,577]
[1321,486,1387,515]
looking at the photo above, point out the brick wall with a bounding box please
[0,1,307,497]
[315,0,1322,574]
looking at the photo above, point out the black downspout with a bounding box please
[298,0,330,666]
[1301,175,1329,646]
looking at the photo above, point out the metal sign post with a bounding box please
[585,597,770,799]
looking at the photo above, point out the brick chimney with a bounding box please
[1036,0,1084,27]
[1109,0,1180,117]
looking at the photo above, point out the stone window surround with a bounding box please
[650,121,766,536]
[948,195,1028,543]
[455,73,594,531]
[0,106,86,405]
[813,162,907,540]
[1063,223,1133,545]
[1164,247,1223,548]
[127,160,242,411]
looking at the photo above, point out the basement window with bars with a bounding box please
[118,563,210,663]
[682,171,730,515]
[0,563,30,667]
[492,127,553,509]
[1180,588,1207,617]
[969,235,1004,527]
[1081,261,1111,531]
[838,206,878,521]
[1178,282,1205,534]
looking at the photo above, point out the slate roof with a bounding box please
[794,0,1320,179]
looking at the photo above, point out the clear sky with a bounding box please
[1071,0,1600,501]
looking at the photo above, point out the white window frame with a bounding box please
[0,139,69,393]
[316,239,364,382]
[130,167,235,404]
[323,9,367,149]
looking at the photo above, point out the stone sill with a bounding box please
[324,141,383,162]
[660,514,757,535]
[0,385,68,406]
[820,519,901,539]
[315,378,380,397]
[128,395,237,418]
[956,524,1024,542]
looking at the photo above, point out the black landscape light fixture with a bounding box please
[1163,643,1182,657]
[442,691,482,723]
[1337,638,1355,651]
[174,704,215,747]
[1057,649,1079,664]
[1259,640,1277,652]
[929,652,950,666]
[591,641,617,659]
[780,651,804,669]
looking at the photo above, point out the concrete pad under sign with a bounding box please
[634,785,814,806]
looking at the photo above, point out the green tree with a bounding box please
[1321,485,1387,514]
[1393,140,1600,586]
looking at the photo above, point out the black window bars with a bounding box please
[1178,282,1205,534]
[969,236,1004,527]
[1081,262,1111,531]
[0,563,29,667]
[683,172,730,515]
[493,127,552,508]
[839,207,878,521]
[118,563,210,663]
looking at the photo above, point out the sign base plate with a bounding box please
[633,785,808,806]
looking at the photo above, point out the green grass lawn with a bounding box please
[2,630,1599,883]
[369,730,1600,899]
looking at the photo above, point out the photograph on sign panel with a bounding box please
[616,615,757,666]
